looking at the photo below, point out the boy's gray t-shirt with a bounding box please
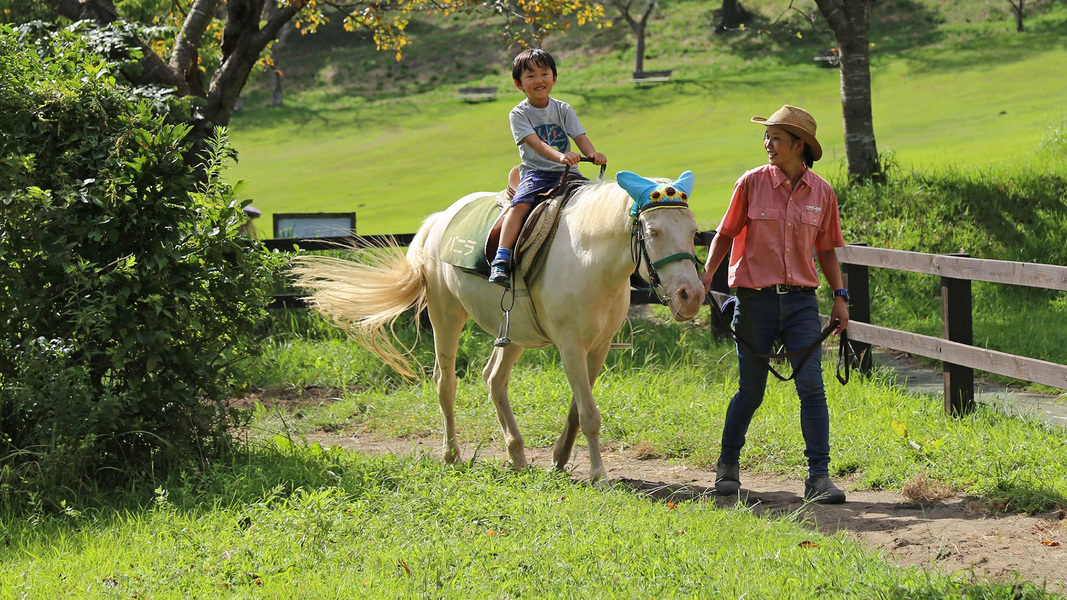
[509,98,586,176]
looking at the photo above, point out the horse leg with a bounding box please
[556,343,613,483]
[482,343,527,469]
[430,303,467,465]
[552,398,580,470]
[552,343,610,471]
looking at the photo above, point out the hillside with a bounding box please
[226,0,1067,235]
[239,0,1056,105]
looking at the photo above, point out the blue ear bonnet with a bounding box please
[616,170,694,217]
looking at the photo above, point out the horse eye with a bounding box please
[664,186,676,197]
[650,190,661,200]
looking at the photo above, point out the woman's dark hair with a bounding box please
[786,131,817,168]
[512,48,557,81]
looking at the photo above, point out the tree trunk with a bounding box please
[613,0,657,75]
[814,0,881,182]
[1007,0,1025,32]
[718,0,744,31]
[265,3,296,108]
[52,0,298,153]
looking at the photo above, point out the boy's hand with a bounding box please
[560,151,582,166]
[586,152,607,166]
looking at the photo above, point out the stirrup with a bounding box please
[494,286,513,346]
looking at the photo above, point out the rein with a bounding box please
[631,203,700,304]
[707,292,855,385]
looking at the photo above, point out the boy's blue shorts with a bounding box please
[511,169,587,207]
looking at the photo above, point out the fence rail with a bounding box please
[837,243,1067,415]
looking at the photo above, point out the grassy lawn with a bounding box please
[3,313,1064,598]
[245,312,1067,512]
[5,3,1066,598]
[225,4,1067,236]
[1,451,1053,599]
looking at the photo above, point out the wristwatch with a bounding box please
[833,288,850,302]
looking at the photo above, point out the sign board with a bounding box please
[273,212,356,239]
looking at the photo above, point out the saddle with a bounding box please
[439,167,590,284]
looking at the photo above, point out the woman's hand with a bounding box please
[830,297,850,335]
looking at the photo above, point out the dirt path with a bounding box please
[307,430,1066,594]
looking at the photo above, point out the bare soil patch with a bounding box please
[300,428,1066,594]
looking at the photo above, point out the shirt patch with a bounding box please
[534,123,569,153]
[805,205,822,212]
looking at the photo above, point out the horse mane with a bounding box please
[564,180,632,240]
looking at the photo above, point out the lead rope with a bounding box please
[707,293,843,383]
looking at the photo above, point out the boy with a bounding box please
[489,48,607,286]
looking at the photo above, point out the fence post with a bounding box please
[941,253,974,415]
[841,243,873,375]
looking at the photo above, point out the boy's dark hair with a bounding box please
[512,48,557,81]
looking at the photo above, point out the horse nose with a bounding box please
[678,286,702,308]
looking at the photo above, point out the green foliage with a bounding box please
[0,23,284,510]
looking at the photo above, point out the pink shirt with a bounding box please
[716,164,844,289]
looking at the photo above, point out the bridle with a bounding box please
[631,203,700,305]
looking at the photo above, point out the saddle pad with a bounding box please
[439,195,503,275]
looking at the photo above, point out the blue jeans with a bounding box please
[719,287,831,476]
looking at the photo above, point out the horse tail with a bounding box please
[291,236,429,379]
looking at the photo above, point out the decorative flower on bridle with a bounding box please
[617,170,695,218]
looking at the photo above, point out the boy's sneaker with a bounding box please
[804,475,846,504]
[488,260,511,287]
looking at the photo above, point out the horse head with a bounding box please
[617,170,706,321]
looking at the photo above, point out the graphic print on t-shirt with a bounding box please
[534,123,569,153]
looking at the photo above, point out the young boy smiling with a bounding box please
[489,48,607,286]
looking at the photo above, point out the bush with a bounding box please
[0,23,284,509]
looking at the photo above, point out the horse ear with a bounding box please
[615,170,656,202]
[673,171,695,198]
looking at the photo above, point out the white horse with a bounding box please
[292,170,705,482]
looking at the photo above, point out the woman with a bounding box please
[701,105,850,504]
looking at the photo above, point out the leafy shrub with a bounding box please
[0,23,284,508]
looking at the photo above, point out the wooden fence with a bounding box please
[264,234,1067,415]
[836,243,1067,415]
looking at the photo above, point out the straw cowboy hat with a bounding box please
[751,105,823,161]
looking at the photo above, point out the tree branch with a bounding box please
[170,0,222,96]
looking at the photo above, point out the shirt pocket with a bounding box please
[797,205,823,228]
[748,206,780,222]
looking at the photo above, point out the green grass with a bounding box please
[0,443,1058,599]
[245,310,1067,514]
